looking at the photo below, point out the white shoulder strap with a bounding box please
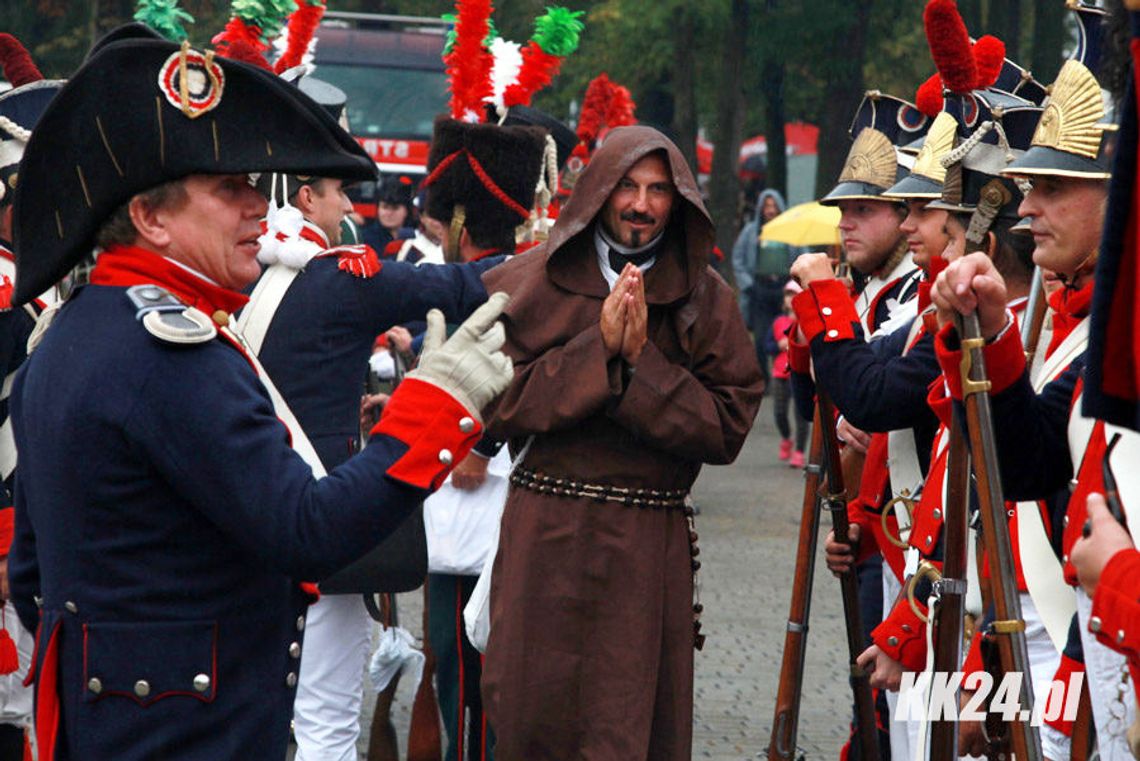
[235,264,302,356]
[1033,317,1089,393]
[225,294,327,480]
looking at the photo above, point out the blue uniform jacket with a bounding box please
[7,280,467,759]
[254,256,498,472]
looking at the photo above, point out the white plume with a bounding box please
[486,37,523,113]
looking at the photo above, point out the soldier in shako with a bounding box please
[6,25,514,761]
[931,10,1134,754]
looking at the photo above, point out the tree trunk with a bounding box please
[707,0,749,286]
[762,56,787,200]
[815,0,871,196]
[671,3,699,174]
[1030,0,1065,85]
[959,0,983,34]
[989,0,1022,62]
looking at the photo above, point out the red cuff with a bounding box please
[788,331,812,375]
[962,626,984,676]
[872,595,928,671]
[934,318,1026,400]
[0,507,13,556]
[792,280,859,343]
[1090,549,1140,661]
[1045,654,1084,735]
[372,378,483,490]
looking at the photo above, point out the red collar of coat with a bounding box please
[90,245,249,317]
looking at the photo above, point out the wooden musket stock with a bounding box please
[928,403,971,761]
[768,408,826,761]
[817,392,881,761]
[956,313,1042,761]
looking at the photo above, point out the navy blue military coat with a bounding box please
[7,247,485,759]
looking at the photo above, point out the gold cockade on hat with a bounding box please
[838,128,897,190]
[911,111,957,183]
[1032,59,1106,159]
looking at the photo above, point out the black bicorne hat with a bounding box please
[423,117,547,250]
[378,174,415,207]
[497,105,577,170]
[12,27,377,304]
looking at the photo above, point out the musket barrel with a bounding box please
[767,408,826,761]
[957,312,1043,761]
[816,392,881,761]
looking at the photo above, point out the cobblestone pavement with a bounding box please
[291,412,854,760]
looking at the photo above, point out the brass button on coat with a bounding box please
[289,642,301,658]
[134,680,151,698]
[285,672,298,688]
[193,674,211,692]
[87,677,102,694]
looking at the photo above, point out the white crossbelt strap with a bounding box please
[225,276,326,479]
[235,263,301,357]
[1017,318,1088,654]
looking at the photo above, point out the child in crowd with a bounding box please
[769,280,810,467]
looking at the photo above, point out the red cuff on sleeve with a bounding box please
[1045,654,1084,735]
[1090,549,1140,661]
[788,331,812,375]
[871,595,928,671]
[934,318,1026,400]
[372,378,483,490]
[962,626,984,676]
[792,280,859,343]
[0,507,13,556]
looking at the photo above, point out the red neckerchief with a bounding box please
[90,245,249,318]
[916,255,949,313]
[1046,280,1094,357]
[298,222,329,248]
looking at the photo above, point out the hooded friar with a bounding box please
[479,125,763,761]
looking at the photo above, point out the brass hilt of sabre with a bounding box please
[881,490,915,549]
[906,559,943,624]
[958,335,992,397]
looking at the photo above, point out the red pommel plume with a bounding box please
[915,73,944,118]
[972,35,1006,90]
[218,39,273,71]
[924,0,976,95]
[275,1,326,74]
[0,34,43,88]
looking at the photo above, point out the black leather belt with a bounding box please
[510,467,689,510]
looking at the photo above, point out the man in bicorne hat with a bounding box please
[479,125,763,760]
[6,27,513,760]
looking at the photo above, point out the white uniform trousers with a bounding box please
[1077,588,1135,761]
[294,593,373,761]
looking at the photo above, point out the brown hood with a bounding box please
[542,125,714,304]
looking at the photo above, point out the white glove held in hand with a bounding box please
[407,292,513,423]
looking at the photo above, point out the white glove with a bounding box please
[407,291,513,422]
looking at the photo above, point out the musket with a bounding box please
[816,391,881,761]
[767,406,826,761]
[956,312,1043,761]
[1020,266,1050,371]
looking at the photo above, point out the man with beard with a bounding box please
[479,126,763,760]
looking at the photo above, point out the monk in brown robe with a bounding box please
[481,126,764,760]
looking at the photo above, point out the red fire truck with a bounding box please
[313,12,450,215]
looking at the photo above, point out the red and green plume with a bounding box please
[133,0,195,41]
[274,0,326,74]
[501,7,584,109]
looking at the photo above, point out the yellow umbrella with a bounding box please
[758,201,841,247]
